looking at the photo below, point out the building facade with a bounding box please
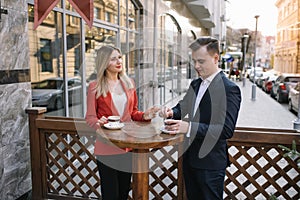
[275,0,300,73]
[0,0,226,199]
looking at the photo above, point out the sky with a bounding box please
[226,0,278,36]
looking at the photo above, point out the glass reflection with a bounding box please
[28,0,141,117]
[85,25,117,84]
[28,6,66,116]
[157,14,183,105]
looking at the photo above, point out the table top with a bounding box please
[96,120,184,149]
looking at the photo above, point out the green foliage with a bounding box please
[268,194,277,200]
[278,140,300,168]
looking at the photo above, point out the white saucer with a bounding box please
[160,126,177,134]
[103,123,124,130]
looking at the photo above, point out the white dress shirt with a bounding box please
[186,69,221,138]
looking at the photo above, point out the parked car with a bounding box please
[262,75,278,93]
[255,72,271,88]
[270,73,300,103]
[249,67,263,82]
[32,77,83,110]
[288,82,300,114]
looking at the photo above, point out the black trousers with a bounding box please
[183,161,226,200]
[96,153,132,200]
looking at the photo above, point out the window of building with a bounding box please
[105,11,111,22]
[40,39,53,73]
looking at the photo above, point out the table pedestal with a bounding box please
[132,149,149,200]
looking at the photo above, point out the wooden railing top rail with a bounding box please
[235,126,296,133]
[230,129,299,145]
[35,115,300,146]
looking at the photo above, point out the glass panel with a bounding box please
[40,39,53,72]
[120,0,126,26]
[157,14,182,105]
[94,0,105,20]
[128,1,137,30]
[28,6,65,116]
[85,25,117,84]
[57,1,61,8]
[120,29,127,68]
[65,1,72,11]
[66,16,83,118]
[120,0,138,29]
[104,1,118,24]
[128,32,137,79]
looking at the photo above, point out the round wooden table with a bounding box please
[96,121,184,200]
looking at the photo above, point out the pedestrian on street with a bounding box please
[85,45,159,200]
[160,36,242,200]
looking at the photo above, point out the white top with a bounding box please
[112,92,127,117]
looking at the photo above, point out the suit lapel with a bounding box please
[190,78,202,119]
[191,72,223,120]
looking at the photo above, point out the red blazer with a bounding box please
[85,80,147,155]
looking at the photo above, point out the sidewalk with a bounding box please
[167,78,297,130]
[236,79,296,130]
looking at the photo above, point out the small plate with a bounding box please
[103,123,124,130]
[160,126,177,134]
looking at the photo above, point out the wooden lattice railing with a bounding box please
[226,127,300,199]
[26,108,300,200]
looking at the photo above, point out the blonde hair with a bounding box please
[94,45,134,98]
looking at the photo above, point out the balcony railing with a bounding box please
[26,107,300,200]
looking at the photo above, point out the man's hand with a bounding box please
[164,119,189,134]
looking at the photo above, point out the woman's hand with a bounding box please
[159,106,173,119]
[96,116,108,127]
[143,106,161,120]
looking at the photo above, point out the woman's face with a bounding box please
[106,50,123,74]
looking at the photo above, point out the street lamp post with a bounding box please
[251,15,259,100]
[242,34,249,87]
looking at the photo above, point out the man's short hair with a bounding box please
[189,36,219,56]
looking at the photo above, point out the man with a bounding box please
[162,37,241,199]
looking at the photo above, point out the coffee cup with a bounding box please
[107,116,120,126]
[164,119,177,125]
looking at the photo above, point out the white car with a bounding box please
[32,77,83,110]
[249,67,263,82]
[288,82,300,114]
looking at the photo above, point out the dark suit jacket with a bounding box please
[172,71,241,170]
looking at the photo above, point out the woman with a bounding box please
[85,45,158,200]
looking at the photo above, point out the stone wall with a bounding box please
[0,0,31,199]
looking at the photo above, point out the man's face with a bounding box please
[191,46,219,79]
